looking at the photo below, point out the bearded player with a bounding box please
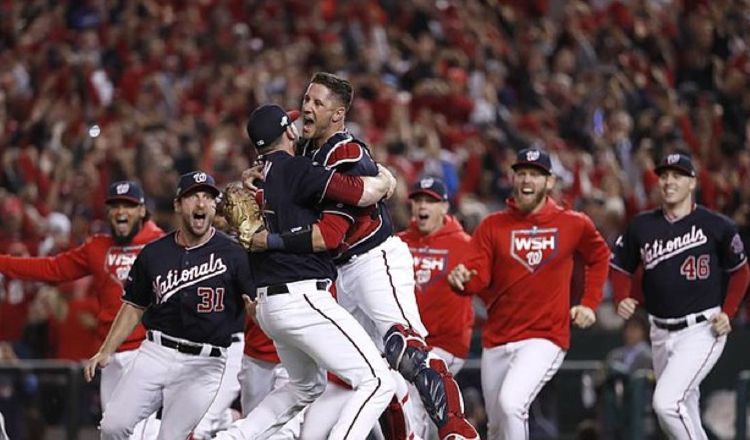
[448,148,610,440]
[0,181,164,439]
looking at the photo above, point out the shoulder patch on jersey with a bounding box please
[325,141,362,168]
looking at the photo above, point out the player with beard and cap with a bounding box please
[85,171,254,439]
[0,180,164,439]
[447,148,611,440]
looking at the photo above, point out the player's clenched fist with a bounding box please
[616,298,639,320]
[447,264,477,291]
[84,351,113,382]
[570,305,596,328]
[710,312,731,336]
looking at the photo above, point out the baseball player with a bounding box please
[447,148,610,440]
[0,180,164,439]
[398,177,476,440]
[610,152,750,439]
[215,104,395,440]
[84,171,252,440]
[297,72,478,440]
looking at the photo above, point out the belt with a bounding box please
[652,314,707,332]
[265,280,328,296]
[147,331,222,357]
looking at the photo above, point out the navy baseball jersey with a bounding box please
[611,206,747,318]
[302,131,394,263]
[253,150,338,286]
[123,229,252,347]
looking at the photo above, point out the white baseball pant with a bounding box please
[101,349,160,439]
[408,346,467,439]
[215,280,395,440]
[193,333,244,439]
[336,236,429,432]
[301,380,387,440]
[238,355,301,439]
[100,335,227,439]
[650,306,726,440]
[336,236,429,345]
[481,338,565,440]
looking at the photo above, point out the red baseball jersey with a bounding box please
[462,198,609,350]
[399,215,475,358]
[0,221,164,352]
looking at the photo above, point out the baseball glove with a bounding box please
[222,182,263,249]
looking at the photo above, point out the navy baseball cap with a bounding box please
[655,153,696,177]
[246,104,300,149]
[106,181,145,205]
[511,148,552,175]
[409,177,448,201]
[175,171,221,199]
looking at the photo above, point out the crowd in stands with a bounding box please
[0,0,749,358]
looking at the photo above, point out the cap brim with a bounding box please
[511,162,551,175]
[105,196,143,205]
[177,183,221,199]
[654,165,695,177]
[408,189,446,201]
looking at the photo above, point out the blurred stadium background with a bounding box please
[1,0,750,438]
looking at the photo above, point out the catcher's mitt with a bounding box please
[222,182,263,249]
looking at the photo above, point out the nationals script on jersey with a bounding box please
[611,206,746,318]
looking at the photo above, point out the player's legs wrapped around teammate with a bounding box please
[384,324,477,440]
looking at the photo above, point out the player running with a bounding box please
[611,152,750,439]
[85,171,252,439]
[448,148,610,440]
[0,181,164,439]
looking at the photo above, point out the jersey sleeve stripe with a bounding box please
[726,258,748,273]
[318,172,336,205]
[321,209,355,223]
[609,262,634,275]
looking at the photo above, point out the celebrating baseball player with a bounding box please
[447,148,610,440]
[84,171,253,440]
[295,72,478,440]
[610,152,750,439]
[398,177,476,440]
[215,104,395,440]
[0,180,164,438]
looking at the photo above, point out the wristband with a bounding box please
[266,233,285,250]
[280,226,314,253]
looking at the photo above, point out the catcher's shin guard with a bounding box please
[383,325,478,439]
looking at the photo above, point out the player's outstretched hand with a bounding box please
[710,312,731,336]
[243,295,258,324]
[84,351,112,382]
[447,264,477,292]
[616,298,639,320]
[570,305,596,328]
